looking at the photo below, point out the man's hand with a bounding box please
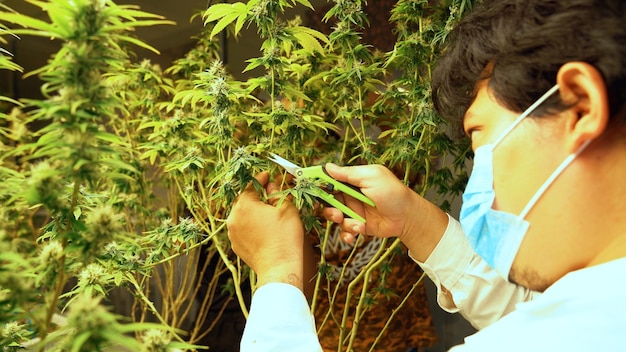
[227,172,305,291]
[322,163,449,262]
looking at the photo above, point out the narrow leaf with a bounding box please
[210,12,240,38]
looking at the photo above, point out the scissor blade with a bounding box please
[268,153,300,176]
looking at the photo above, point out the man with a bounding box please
[226,0,626,350]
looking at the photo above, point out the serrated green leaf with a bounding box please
[0,95,22,106]
[378,129,397,139]
[140,149,159,165]
[204,3,237,23]
[71,332,91,352]
[292,31,324,54]
[296,26,330,43]
[102,171,136,182]
[234,12,248,35]
[295,0,314,9]
[113,272,123,286]
[243,58,264,73]
[0,12,57,34]
[210,12,240,38]
[105,19,175,32]
[282,85,312,102]
[117,35,160,54]
[45,3,73,37]
[95,132,128,146]
[101,158,138,174]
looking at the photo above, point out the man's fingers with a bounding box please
[231,172,263,208]
[242,171,270,193]
[325,163,375,189]
[342,218,365,235]
[234,172,270,208]
[266,182,283,206]
[322,207,344,223]
[266,173,296,207]
[324,163,355,184]
[337,218,365,245]
[253,171,270,188]
[322,205,367,243]
[322,187,368,229]
[325,163,390,191]
[340,231,357,245]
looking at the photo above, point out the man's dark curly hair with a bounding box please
[432,0,626,124]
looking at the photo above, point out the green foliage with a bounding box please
[0,28,21,73]
[0,0,476,350]
[0,5,23,114]
[185,0,475,350]
[0,0,192,350]
[0,3,21,74]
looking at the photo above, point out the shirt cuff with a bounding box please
[241,283,322,352]
[409,214,474,313]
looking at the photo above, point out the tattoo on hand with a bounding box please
[287,273,300,285]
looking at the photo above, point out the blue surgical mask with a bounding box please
[459,85,591,280]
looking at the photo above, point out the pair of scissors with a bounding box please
[268,153,375,223]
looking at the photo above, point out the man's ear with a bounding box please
[556,62,610,152]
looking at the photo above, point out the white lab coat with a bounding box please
[241,215,626,351]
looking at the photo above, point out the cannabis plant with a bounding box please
[135,23,249,344]
[1,0,476,351]
[0,0,198,350]
[172,0,474,350]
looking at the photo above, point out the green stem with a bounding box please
[126,273,187,343]
[212,234,249,318]
[317,234,362,335]
[38,180,81,350]
[368,272,426,352]
[147,222,226,268]
[169,176,250,317]
[249,266,257,295]
[357,87,368,151]
[340,127,350,162]
[346,238,401,351]
[347,119,366,149]
[337,237,389,350]
[310,223,332,314]
[404,162,411,184]
[459,0,469,17]
[269,59,276,148]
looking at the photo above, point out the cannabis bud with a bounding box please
[78,263,110,291]
[67,294,113,329]
[39,240,64,265]
[84,204,122,243]
[1,321,31,350]
[140,329,172,352]
[25,161,65,210]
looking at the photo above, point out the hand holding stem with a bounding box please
[322,163,449,262]
[227,172,305,291]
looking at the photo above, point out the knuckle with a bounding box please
[372,164,388,175]
[226,217,234,231]
[226,213,240,233]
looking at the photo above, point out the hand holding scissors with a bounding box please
[268,153,375,223]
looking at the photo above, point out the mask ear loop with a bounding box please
[492,85,561,148]
[519,139,592,219]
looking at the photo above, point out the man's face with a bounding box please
[463,80,591,291]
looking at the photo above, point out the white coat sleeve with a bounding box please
[410,214,539,330]
[241,283,323,352]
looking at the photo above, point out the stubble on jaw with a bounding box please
[509,265,552,293]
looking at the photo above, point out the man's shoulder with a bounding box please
[452,258,626,351]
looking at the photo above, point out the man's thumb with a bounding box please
[325,163,365,188]
[240,171,270,201]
